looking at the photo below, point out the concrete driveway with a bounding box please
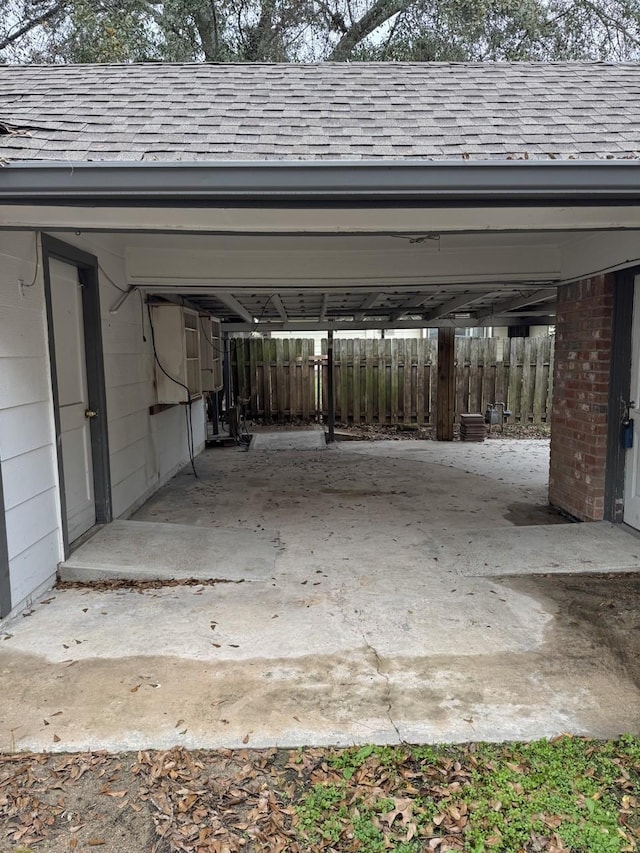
[1,437,639,752]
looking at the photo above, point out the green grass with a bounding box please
[293,736,640,852]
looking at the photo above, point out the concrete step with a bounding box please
[60,520,279,582]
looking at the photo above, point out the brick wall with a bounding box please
[549,274,614,521]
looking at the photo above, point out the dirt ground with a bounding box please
[2,571,638,853]
[513,571,640,693]
[248,421,552,441]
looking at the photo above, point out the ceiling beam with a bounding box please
[231,314,556,333]
[424,291,494,323]
[319,293,328,322]
[272,294,288,322]
[215,293,254,324]
[390,294,431,322]
[475,287,557,320]
[354,292,382,322]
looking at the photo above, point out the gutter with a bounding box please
[1,160,640,205]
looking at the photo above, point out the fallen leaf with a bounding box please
[242,734,250,744]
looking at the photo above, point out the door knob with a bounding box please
[85,409,97,419]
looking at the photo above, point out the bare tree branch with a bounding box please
[0,0,69,51]
[327,0,409,60]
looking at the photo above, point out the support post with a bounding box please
[209,392,220,436]
[327,330,335,443]
[436,327,456,441]
[223,333,232,413]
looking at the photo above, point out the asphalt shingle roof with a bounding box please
[1,62,639,162]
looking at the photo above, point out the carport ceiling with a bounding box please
[128,232,559,331]
[179,284,557,331]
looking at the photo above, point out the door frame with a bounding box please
[605,266,636,523]
[0,459,10,618]
[42,235,112,557]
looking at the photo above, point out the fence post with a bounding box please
[327,330,335,442]
[437,328,456,440]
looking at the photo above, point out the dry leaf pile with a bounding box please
[1,737,639,853]
[57,579,244,593]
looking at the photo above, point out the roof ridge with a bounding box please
[1,60,639,69]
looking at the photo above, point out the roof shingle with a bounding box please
[1,61,640,162]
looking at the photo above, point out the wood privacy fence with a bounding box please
[231,336,554,425]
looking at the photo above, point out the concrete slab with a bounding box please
[60,520,279,582]
[1,568,638,752]
[2,438,639,753]
[345,439,551,502]
[420,522,640,576]
[250,429,327,451]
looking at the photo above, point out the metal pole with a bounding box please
[223,333,232,414]
[327,330,335,443]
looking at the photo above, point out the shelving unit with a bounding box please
[151,304,202,403]
[200,315,224,393]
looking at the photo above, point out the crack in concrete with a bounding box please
[358,624,404,744]
[328,584,404,741]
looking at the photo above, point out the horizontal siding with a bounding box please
[9,530,59,606]
[108,410,150,456]
[0,356,51,409]
[104,352,153,387]
[0,304,48,358]
[0,401,54,461]
[1,445,58,511]
[0,233,63,613]
[5,487,59,562]
[111,465,150,519]
[106,380,155,421]
[110,436,148,488]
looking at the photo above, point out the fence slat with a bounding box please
[416,338,425,424]
[481,338,494,414]
[522,337,534,422]
[275,339,284,418]
[532,337,546,423]
[507,337,521,423]
[365,340,374,423]
[469,338,480,413]
[352,339,361,424]
[403,339,413,421]
[495,338,506,410]
[390,340,399,424]
[546,335,555,422]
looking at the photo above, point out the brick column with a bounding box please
[549,274,614,521]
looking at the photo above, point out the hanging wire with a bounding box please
[21,231,41,290]
[98,261,129,294]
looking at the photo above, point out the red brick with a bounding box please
[549,273,614,521]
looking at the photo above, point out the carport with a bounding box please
[2,154,637,552]
[2,65,640,747]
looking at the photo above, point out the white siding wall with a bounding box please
[0,231,205,616]
[0,232,62,609]
[64,233,205,518]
